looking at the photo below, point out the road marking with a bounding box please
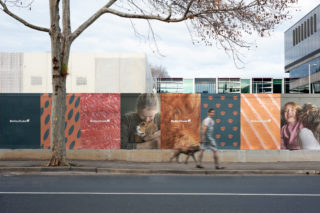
[0,192,320,197]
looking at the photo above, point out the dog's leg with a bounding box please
[191,154,197,164]
[169,149,179,162]
[184,155,190,164]
[175,153,180,163]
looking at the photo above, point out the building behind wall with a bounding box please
[0,53,23,93]
[156,77,183,93]
[157,77,290,94]
[284,4,320,93]
[0,52,153,93]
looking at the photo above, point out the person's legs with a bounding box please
[196,149,204,168]
[213,150,219,165]
[213,151,224,169]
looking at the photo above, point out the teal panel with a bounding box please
[201,94,240,150]
[0,94,41,149]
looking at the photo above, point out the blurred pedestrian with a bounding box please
[196,108,224,169]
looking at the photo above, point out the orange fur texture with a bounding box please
[160,94,201,149]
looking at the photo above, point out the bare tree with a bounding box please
[0,0,297,166]
[150,64,170,80]
[150,64,170,92]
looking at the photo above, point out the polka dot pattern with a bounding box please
[201,94,240,150]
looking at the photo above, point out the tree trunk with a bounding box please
[48,76,67,166]
[48,0,70,166]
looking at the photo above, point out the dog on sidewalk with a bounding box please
[169,145,200,164]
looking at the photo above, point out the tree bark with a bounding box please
[48,0,69,166]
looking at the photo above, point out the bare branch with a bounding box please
[104,8,189,22]
[0,0,50,33]
[70,0,297,66]
[71,6,185,42]
[71,0,120,42]
[105,0,118,8]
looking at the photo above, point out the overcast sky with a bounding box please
[0,0,319,78]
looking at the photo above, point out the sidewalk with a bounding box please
[0,160,320,175]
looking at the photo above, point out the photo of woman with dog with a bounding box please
[281,99,320,150]
[121,93,161,149]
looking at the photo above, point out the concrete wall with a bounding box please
[23,52,51,93]
[69,52,153,93]
[0,149,320,162]
[69,53,95,93]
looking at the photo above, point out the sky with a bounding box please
[0,0,319,79]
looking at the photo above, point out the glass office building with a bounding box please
[218,78,241,93]
[183,78,194,93]
[252,78,273,93]
[240,79,251,93]
[157,77,291,94]
[156,78,183,93]
[195,78,216,93]
[284,4,320,93]
[273,79,283,93]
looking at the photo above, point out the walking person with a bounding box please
[196,108,225,169]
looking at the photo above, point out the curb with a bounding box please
[0,167,319,176]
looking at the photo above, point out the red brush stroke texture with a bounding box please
[80,94,120,149]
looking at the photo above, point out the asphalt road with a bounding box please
[0,174,320,213]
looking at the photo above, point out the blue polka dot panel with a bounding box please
[201,94,240,150]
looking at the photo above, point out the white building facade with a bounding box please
[0,52,154,93]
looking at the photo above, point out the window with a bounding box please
[296,27,298,44]
[273,79,282,93]
[241,79,250,93]
[76,77,87,86]
[31,76,42,86]
[315,14,317,32]
[311,16,314,35]
[304,21,307,38]
[298,26,300,42]
[218,78,240,94]
[301,23,304,40]
[157,78,183,93]
[307,19,310,37]
[183,79,194,93]
[293,29,295,46]
[195,78,216,94]
[252,78,273,93]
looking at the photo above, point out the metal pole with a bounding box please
[309,63,311,94]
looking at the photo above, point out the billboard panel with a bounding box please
[241,94,280,150]
[80,93,120,149]
[121,93,161,149]
[161,93,200,149]
[201,94,240,149]
[0,93,40,148]
[40,93,81,149]
[281,94,320,150]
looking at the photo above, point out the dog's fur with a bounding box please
[169,145,200,164]
[161,94,201,149]
[300,103,320,142]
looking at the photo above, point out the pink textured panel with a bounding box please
[80,94,120,149]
